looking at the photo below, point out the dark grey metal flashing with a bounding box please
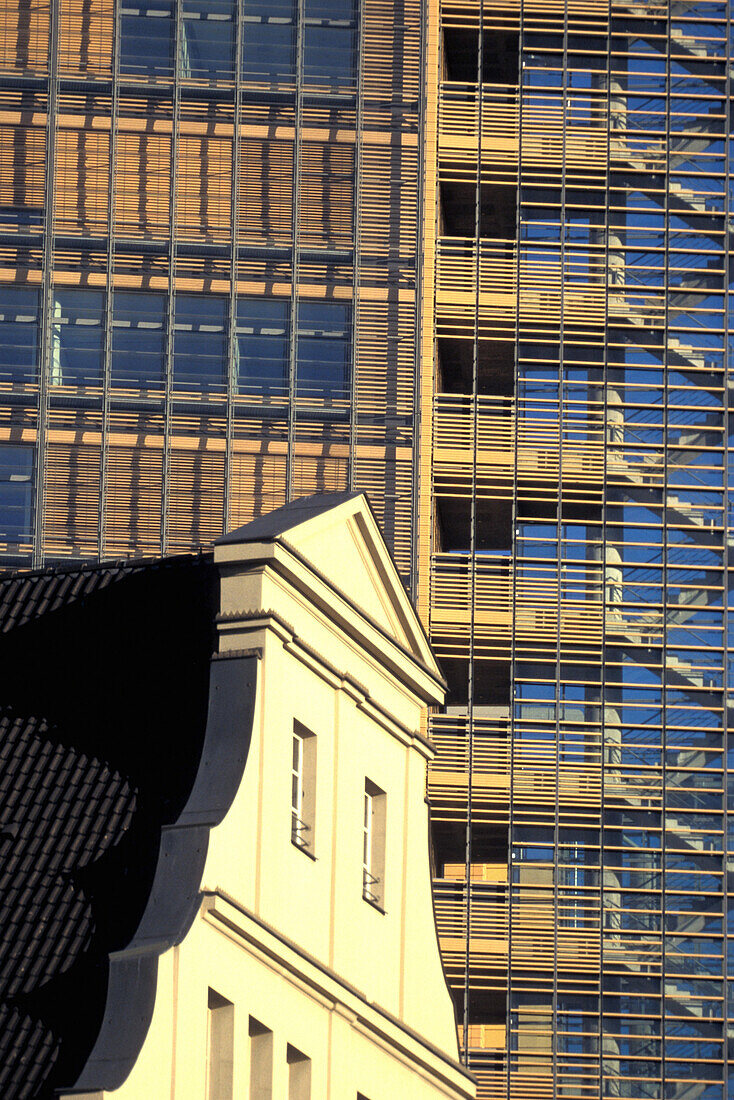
[60,652,258,1095]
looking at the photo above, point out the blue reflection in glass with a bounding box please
[173,294,227,391]
[51,289,104,386]
[0,287,38,384]
[112,291,166,388]
[0,445,33,543]
[235,297,289,397]
[120,0,175,78]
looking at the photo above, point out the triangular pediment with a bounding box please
[216,493,438,675]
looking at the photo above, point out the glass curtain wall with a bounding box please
[428,1,731,1099]
[0,0,423,585]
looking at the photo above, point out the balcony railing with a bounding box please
[433,393,604,502]
[439,81,519,184]
[430,551,604,662]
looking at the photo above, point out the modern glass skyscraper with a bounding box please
[1,1,732,1099]
[424,1,732,1098]
[0,0,423,583]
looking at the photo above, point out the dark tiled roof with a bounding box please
[0,552,211,633]
[0,713,135,1099]
[0,554,218,1098]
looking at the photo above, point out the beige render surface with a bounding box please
[60,495,475,1100]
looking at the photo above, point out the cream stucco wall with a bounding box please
[209,617,455,1038]
[82,896,473,1100]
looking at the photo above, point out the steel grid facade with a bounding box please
[425,0,734,1098]
[0,0,423,586]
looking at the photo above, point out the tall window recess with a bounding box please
[291,723,316,855]
[207,989,234,1100]
[287,1044,311,1100]
[362,780,386,910]
[249,1017,273,1100]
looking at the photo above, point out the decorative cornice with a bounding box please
[217,607,434,755]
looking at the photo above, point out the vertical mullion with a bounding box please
[349,0,364,495]
[99,0,122,560]
[723,5,732,1092]
[286,0,304,503]
[34,0,61,567]
[552,5,570,1093]
[162,5,183,554]
[661,7,672,1086]
[463,0,484,1067]
[411,0,427,603]
[599,0,612,1079]
[508,0,524,1088]
[225,8,244,535]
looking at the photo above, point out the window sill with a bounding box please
[362,894,385,915]
[291,838,317,862]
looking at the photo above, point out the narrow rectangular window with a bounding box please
[241,0,296,88]
[181,0,235,81]
[235,297,289,397]
[51,289,104,387]
[249,1017,273,1100]
[0,444,34,548]
[303,0,357,92]
[207,989,233,1100]
[111,290,166,389]
[287,1044,311,1100]
[363,780,386,909]
[291,722,316,854]
[173,293,227,393]
[0,286,39,384]
[120,0,175,78]
[296,300,351,404]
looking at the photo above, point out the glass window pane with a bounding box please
[0,286,39,384]
[305,0,356,18]
[173,293,227,391]
[0,445,33,543]
[120,0,175,79]
[303,24,356,88]
[51,289,104,386]
[181,0,235,80]
[235,297,289,397]
[296,300,350,401]
[242,0,296,85]
[112,291,166,388]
